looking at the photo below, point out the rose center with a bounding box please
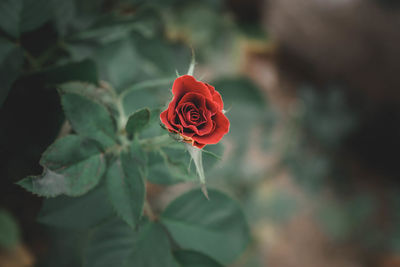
[189,110,200,122]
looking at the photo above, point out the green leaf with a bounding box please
[38,59,98,85]
[147,147,196,185]
[0,37,23,107]
[37,183,113,230]
[95,39,140,90]
[0,0,21,37]
[173,250,223,267]
[0,0,53,37]
[161,189,250,265]
[105,150,145,228]
[50,0,76,36]
[85,219,178,267]
[0,38,16,63]
[61,93,116,149]
[125,222,178,267]
[126,108,150,137]
[17,135,106,197]
[0,209,19,249]
[84,218,136,267]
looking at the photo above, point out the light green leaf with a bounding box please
[106,150,145,228]
[173,250,223,267]
[61,93,116,149]
[125,108,150,137]
[161,189,250,265]
[17,135,106,197]
[37,183,113,230]
[0,209,19,249]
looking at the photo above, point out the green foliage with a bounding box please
[61,93,117,149]
[146,145,196,185]
[0,0,52,38]
[0,209,20,249]
[161,188,250,265]
[106,152,146,228]
[38,59,99,85]
[84,218,137,267]
[209,77,273,184]
[85,219,177,267]
[83,188,249,266]
[123,222,178,267]
[9,0,253,265]
[18,135,106,197]
[126,108,150,137]
[38,183,113,230]
[173,250,223,267]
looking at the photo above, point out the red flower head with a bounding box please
[160,75,230,149]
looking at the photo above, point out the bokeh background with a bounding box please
[1,0,400,266]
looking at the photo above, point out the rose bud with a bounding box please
[160,75,230,149]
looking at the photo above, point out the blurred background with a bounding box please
[1,0,400,266]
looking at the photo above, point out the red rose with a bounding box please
[160,75,230,149]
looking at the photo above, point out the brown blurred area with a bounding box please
[236,0,400,266]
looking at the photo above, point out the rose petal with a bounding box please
[160,109,176,132]
[193,142,206,149]
[172,75,213,100]
[205,83,224,110]
[192,111,230,145]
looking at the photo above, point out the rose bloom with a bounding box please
[160,75,230,149]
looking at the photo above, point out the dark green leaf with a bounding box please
[0,0,21,37]
[0,37,16,63]
[161,189,250,264]
[95,39,139,90]
[106,151,145,228]
[126,108,150,137]
[42,229,90,267]
[17,135,106,197]
[51,0,76,36]
[61,93,116,149]
[0,209,19,249]
[20,0,53,33]
[0,37,23,107]
[174,250,223,267]
[84,218,136,267]
[84,219,178,267]
[125,222,178,267]
[38,183,113,230]
[38,59,98,85]
[0,0,52,37]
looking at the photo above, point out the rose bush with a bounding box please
[160,75,230,148]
